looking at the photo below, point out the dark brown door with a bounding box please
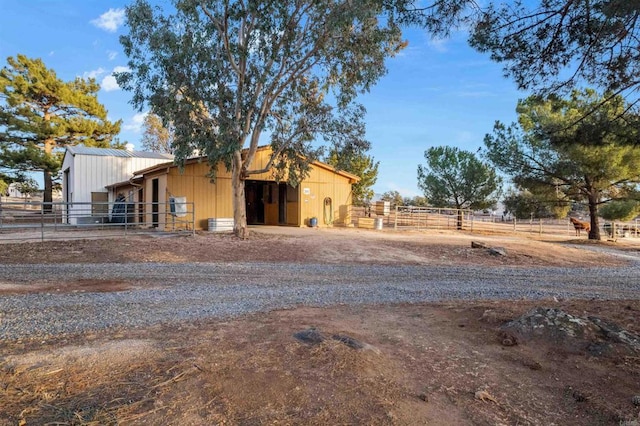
[152,179,159,227]
[278,183,287,224]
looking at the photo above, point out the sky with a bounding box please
[0,1,526,198]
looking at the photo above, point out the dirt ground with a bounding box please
[1,227,640,425]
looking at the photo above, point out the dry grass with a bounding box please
[1,229,639,424]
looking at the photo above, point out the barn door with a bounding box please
[152,178,159,227]
[245,181,265,225]
[278,183,287,224]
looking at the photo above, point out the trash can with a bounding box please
[309,217,318,227]
[374,218,383,230]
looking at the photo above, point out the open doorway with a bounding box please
[245,181,266,224]
[245,181,299,226]
[152,178,159,227]
[278,183,287,225]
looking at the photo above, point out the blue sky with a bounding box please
[0,1,525,197]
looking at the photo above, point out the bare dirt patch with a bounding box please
[1,228,639,424]
[0,227,633,268]
[2,301,639,425]
[0,279,134,295]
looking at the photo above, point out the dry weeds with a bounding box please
[1,228,639,425]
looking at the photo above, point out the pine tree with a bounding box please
[326,149,379,206]
[0,55,121,208]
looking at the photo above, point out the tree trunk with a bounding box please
[587,194,600,240]
[232,150,248,239]
[456,204,463,230]
[43,170,53,213]
[43,138,55,213]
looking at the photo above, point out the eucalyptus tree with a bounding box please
[117,0,408,238]
[0,55,121,207]
[485,90,640,240]
[417,146,502,229]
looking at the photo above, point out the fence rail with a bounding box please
[391,205,640,237]
[350,205,640,238]
[0,200,195,242]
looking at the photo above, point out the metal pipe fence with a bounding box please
[350,205,640,238]
[391,206,640,237]
[0,200,195,242]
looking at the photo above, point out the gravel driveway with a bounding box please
[2,258,640,341]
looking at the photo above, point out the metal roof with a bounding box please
[65,145,174,160]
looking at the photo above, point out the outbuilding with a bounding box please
[107,146,359,230]
[61,145,174,224]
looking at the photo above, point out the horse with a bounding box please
[570,217,590,236]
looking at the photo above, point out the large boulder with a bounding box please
[500,307,640,355]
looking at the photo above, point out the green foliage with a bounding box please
[0,177,7,196]
[470,0,640,98]
[403,195,428,206]
[0,55,121,203]
[326,149,379,206]
[141,113,175,154]
[417,146,501,210]
[503,187,570,219]
[118,0,406,178]
[379,190,404,207]
[118,0,409,235]
[599,200,640,222]
[485,90,640,239]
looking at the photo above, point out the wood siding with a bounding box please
[138,148,355,230]
[298,163,354,227]
[166,162,233,230]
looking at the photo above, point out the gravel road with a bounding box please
[1,259,640,341]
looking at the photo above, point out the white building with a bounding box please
[61,145,173,224]
[7,182,29,198]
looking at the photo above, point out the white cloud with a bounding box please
[100,66,130,92]
[48,51,55,56]
[90,8,125,32]
[83,67,106,79]
[123,112,148,133]
[101,75,119,91]
[107,50,118,61]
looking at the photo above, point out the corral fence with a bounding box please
[0,199,195,242]
[351,205,640,238]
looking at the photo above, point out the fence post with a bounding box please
[539,219,542,235]
[394,206,398,230]
[192,202,196,236]
[513,217,517,233]
[41,202,45,242]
